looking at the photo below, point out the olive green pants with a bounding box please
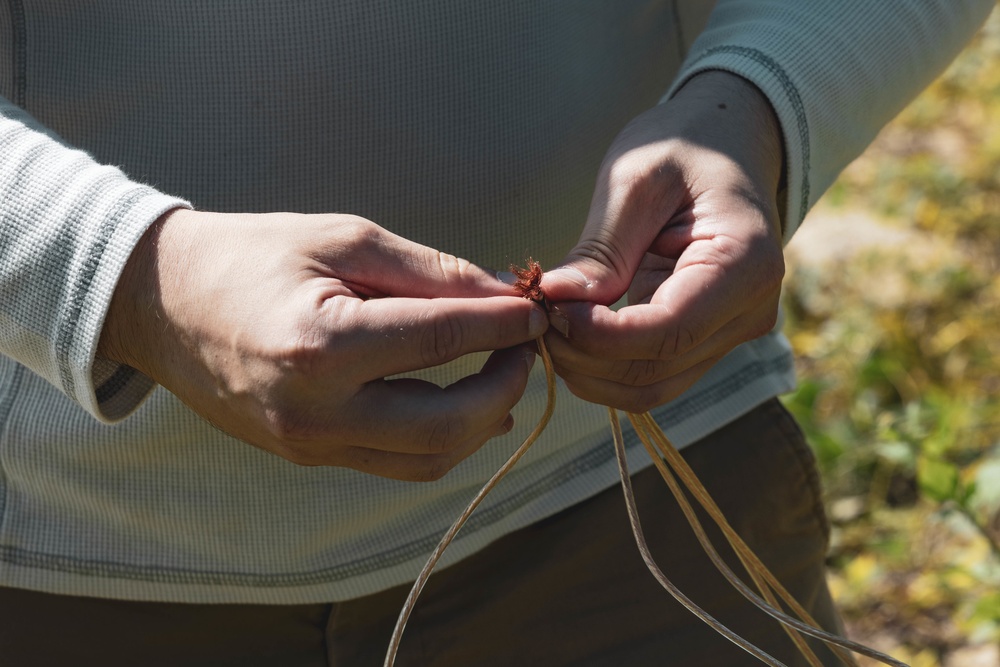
[0,399,843,666]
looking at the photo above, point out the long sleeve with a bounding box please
[0,96,188,422]
[665,0,995,241]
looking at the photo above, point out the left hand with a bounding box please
[540,71,787,412]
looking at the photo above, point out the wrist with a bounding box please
[670,70,785,198]
[97,207,187,376]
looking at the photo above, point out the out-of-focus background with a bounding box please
[782,5,1000,666]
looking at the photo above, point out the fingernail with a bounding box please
[496,270,517,286]
[545,267,592,289]
[523,347,537,372]
[549,307,570,338]
[528,307,547,338]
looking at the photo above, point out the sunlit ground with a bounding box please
[782,6,1000,665]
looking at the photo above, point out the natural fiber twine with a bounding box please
[383,264,908,667]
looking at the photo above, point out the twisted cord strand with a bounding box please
[628,411,908,667]
[384,260,906,666]
[632,411,854,665]
[629,414,832,667]
[608,408,788,667]
[383,339,557,667]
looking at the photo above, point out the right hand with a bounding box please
[98,209,548,481]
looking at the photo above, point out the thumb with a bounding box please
[542,230,650,306]
[541,153,676,304]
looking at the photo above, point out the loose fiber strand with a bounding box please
[632,411,856,666]
[637,412,826,617]
[383,261,908,667]
[626,413,832,666]
[629,415,836,667]
[632,412,876,664]
[608,408,788,667]
[629,412,908,667]
[383,339,558,667]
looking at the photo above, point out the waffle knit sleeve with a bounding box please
[665,0,995,241]
[0,96,189,422]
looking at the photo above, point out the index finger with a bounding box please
[552,252,770,361]
[335,295,547,377]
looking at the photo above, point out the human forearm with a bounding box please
[667,0,995,238]
[0,96,189,421]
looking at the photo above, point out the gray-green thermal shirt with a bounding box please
[0,0,993,602]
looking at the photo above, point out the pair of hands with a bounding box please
[98,72,786,481]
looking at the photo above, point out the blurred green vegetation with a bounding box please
[781,6,1000,665]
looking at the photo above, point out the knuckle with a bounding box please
[602,140,665,186]
[262,405,294,440]
[742,230,785,291]
[288,451,322,467]
[343,214,378,236]
[435,251,473,283]
[272,438,321,467]
[263,407,309,443]
[342,215,384,254]
[420,310,465,366]
[415,458,454,482]
[745,308,780,342]
[254,316,334,380]
[757,245,786,290]
[656,325,697,360]
[620,359,662,387]
[283,330,328,376]
[420,414,462,456]
[570,236,631,286]
[605,152,678,210]
[627,388,664,414]
[762,307,780,332]
[262,400,330,453]
[605,157,645,193]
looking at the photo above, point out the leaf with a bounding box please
[917,456,960,502]
[970,591,1000,625]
